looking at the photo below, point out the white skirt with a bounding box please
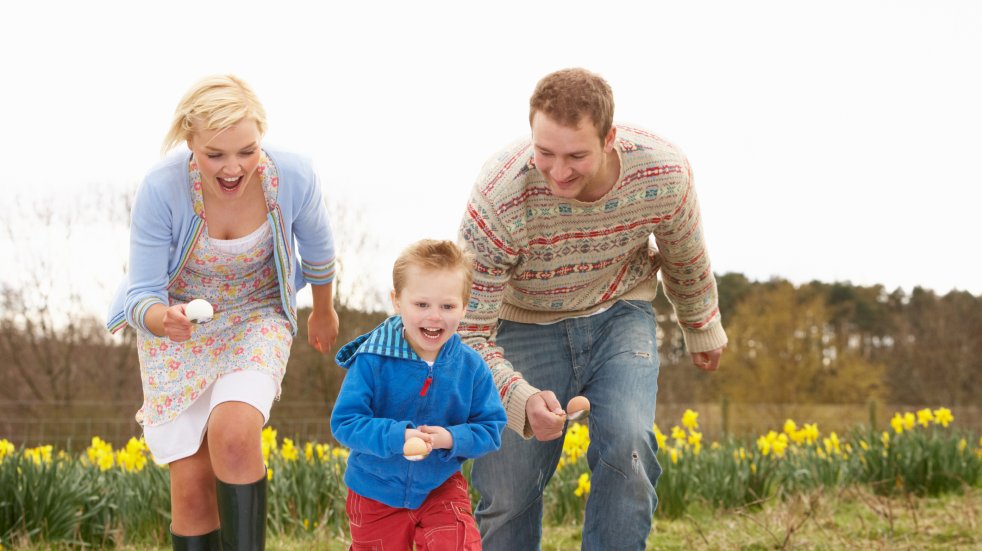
[143,370,277,464]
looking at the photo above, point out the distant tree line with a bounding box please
[652,274,981,409]
[2,274,978,420]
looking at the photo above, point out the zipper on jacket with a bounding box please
[419,364,434,396]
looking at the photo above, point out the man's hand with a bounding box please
[526,391,566,441]
[691,346,724,372]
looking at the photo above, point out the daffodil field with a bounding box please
[1,408,979,548]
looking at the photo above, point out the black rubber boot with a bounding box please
[216,474,267,551]
[171,528,221,550]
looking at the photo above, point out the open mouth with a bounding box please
[217,176,243,193]
[420,327,443,341]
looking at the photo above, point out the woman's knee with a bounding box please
[206,410,264,480]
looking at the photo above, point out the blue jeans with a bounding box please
[472,300,662,551]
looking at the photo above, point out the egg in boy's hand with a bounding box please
[403,436,430,461]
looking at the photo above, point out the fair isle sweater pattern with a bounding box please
[458,125,729,435]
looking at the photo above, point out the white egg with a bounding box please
[186,299,214,324]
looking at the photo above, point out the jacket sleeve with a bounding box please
[124,177,174,334]
[330,356,411,458]
[291,159,336,285]
[440,360,507,461]
[458,182,540,439]
[651,157,728,353]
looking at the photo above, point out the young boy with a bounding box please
[331,239,507,549]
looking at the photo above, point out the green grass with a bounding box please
[8,486,977,550]
[545,486,980,551]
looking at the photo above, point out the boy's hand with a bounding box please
[405,428,433,446]
[418,425,453,450]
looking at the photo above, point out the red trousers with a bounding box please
[346,471,481,550]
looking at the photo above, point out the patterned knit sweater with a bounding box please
[458,124,728,436]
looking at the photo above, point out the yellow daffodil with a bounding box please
[654,426,667,451]
[115,437,149,473]
[671,426,686,444]
[562,423,590,465]
[933,407,953,428]
[574,473,591,497]
[261,427,278,462]
[25,445,53,466]
[0,439,15,462]
[281,438,298,462]
[757,434,773,456]
[916,408,934,428]
[332,447,349,460]
[783,419,797,435]
[687,431,703,455]
[890,413,904,434]
[801,423,820,445]
[681,409,699,430]
[823,432,841,456]
[902,412,915,431]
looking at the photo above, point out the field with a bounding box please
[2,407,979,549]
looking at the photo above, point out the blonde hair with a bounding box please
[529,68,614,141]
[392,240,475,303]
[161,75,268,154]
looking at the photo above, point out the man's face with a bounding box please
[531,112,616,202]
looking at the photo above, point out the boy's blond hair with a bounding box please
[162,74,268,154]
[393,240,474,303]
[529,68,614,141]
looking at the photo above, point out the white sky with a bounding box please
[2,1,981,318]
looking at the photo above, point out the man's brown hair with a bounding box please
[529,68,614,141]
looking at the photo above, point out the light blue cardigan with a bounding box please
[106,147,335,336]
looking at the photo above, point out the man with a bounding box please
[458,68,727,550]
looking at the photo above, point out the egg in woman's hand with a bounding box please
[185,299,214,324]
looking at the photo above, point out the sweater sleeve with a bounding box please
[652,157,728,353]
[124,177,174,334]
[458,183,540,439]
[291,160,336,285]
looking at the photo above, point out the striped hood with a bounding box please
[337,315,456,367]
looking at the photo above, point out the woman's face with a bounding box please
[187,119,262,200]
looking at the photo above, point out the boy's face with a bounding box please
[391,265,467,362]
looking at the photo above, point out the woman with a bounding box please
[107,75,339,550]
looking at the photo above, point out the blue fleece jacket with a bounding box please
[331,316,506,509]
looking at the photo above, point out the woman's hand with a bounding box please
[161,303,193,342]
[307,307,339,355]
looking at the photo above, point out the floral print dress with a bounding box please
[135,154,293,441]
